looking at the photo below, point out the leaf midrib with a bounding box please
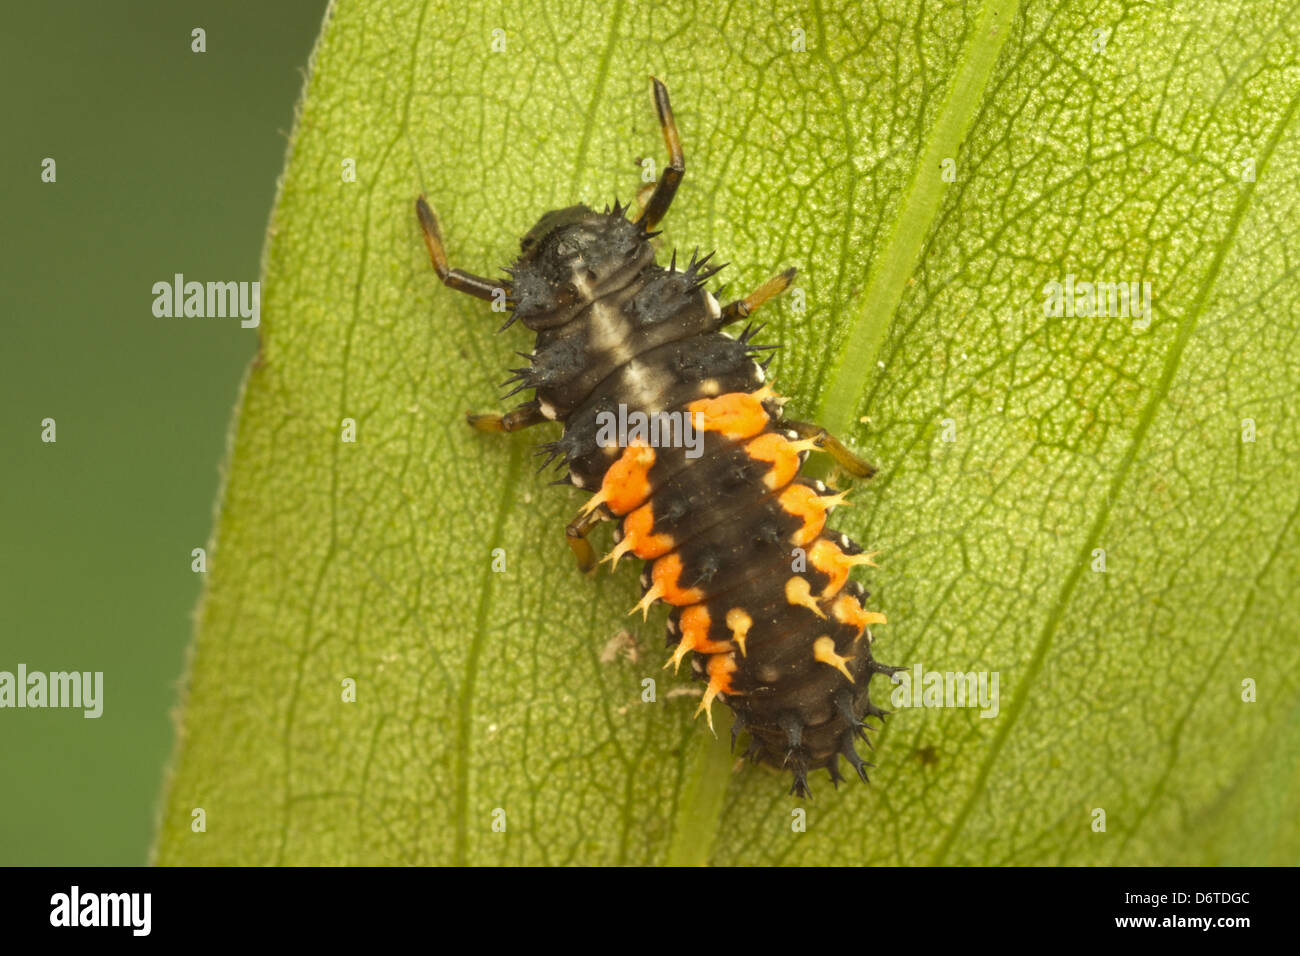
[813,0,1021,434]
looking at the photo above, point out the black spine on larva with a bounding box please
[504,201,891,796]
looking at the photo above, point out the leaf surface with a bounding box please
[156,0,1300,865]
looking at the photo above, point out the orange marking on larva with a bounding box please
[629,583,664,621]
[809,538,853,598]
[681,604,711,640]
[725,607,752,656]
[744,432,807,491]
[812,635,855,682]
[665,608,695,673]
[831,593,888,638]
[665,605,732,672]
[686,392,770,441]
[620,503,676,562]
[645,553,705,610]
[666,634,691,672]
[777,484,828,546]
[707,650,738,693]
[683,604,733,653]
[820,488,852,510]
[695,653,739,732]
[785,576,825,618]
[671,605,712,672]
[584,443,656,518]
[811,541,884,599]
[603,536,636,570]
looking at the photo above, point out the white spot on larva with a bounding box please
[700,378,720,396]
[705,290,721,320]
[571,270,595,298]
[624,360,652,389]
[588,299,636,366]
[571,471,588,489]
[752,361,766,384]
[623,361,670,407]
[539,400,558,420]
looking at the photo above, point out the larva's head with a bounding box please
[508,203,655,329]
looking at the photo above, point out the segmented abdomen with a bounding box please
[583,390,889,794]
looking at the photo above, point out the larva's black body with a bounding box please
[417,80,895,795]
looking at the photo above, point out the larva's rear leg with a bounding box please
[634,78,684,230]
[633,181,656,217]
[719,267,797,326]
[467,401,548,433]
[565,506,605,574]
[416,195,509,302]
[780,419,877,479]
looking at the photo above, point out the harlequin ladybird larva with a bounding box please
[416,78,898,796]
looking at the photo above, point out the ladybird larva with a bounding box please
[416,78,897,796]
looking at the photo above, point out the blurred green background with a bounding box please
[0,1,328,865]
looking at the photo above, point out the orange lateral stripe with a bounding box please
[686,392,770,441]
[831,593,870,635]
[809,538,852,597]
[706,652,738,694]
[651,553,706,606]
[622,503,676,559]
[681,604,734,655]
[778,484,828,546]
[744,432,802,491]
[599,443,656,515]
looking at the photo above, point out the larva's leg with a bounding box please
[719,267,797,326]
[780,420,877,479]
[565,506,605,574]
[633,181,656,217]
[634,78,684,230]
[467,401,547,433]
[416,195,509,302]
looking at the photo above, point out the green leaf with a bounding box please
[154,0,1300,865]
